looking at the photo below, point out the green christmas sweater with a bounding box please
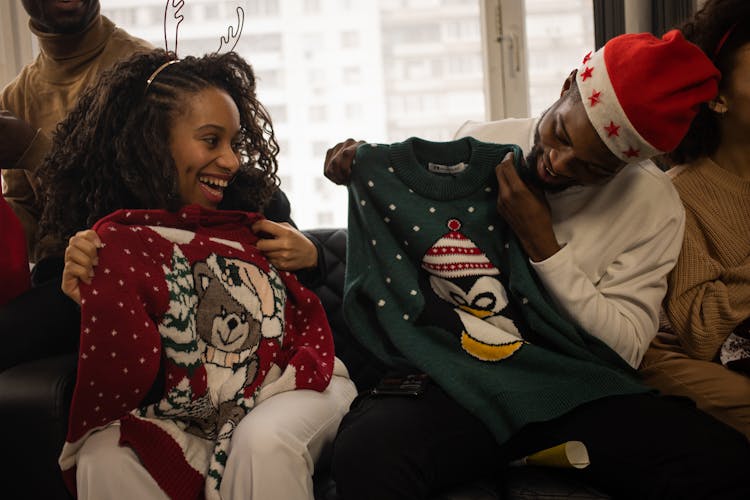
[344,137,649,444]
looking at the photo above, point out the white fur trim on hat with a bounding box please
[576,48,662,163]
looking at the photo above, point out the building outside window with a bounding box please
[87,0,593,229]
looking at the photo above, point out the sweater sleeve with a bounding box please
[531,201,685,369]
[62,223,164,453]
[1,77,51,257]
[665,212,750,360]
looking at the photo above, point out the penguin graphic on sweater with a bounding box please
[422,219,525,362]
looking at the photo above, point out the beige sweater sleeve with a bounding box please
[1,80,48,256]
[665,162,750,361]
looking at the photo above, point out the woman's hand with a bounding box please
[495,152,561,262]
[253,219,318,271]
[323,138,365,185]
[62,230,102,305]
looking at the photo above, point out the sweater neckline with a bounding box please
[698,157,750,196]
[94,205,262,236]
[33,11,114,80]
[388,137,509,200]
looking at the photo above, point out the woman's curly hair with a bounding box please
[37,49,279,255]
[669,0,750,164]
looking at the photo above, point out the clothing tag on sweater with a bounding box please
[427,161,467,174]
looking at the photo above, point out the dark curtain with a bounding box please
[651,0,694,35]
[593,0,625,49]
[593,0,695,48]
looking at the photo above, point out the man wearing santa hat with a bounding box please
[326,30,750,499]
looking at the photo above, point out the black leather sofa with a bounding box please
[0,228,609,500]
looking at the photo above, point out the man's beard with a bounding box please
[520,121,572,194]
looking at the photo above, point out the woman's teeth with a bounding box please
[199,176,229,188]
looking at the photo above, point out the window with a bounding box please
[304,0,322,14]
[237,34,283,55]
[68,0,595,229]
[246,0,280,17]
[341,66,361,84]
[256,69,284,89]
[317,211,335,226]
[344,102,364,120]
[266,105,288,124]
[340,31,360,48]
[311,141,330,157]
[309,105,327,122]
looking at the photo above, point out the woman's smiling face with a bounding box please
[169,86,243,210]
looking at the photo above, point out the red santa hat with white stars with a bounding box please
[422,219,499,279]
[577,29,719,162]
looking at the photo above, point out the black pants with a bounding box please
[0,257,80,371]
[332,380,750,500]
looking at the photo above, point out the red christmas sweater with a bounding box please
[59,205,335,499]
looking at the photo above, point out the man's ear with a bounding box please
[560,69,577,97]
[708,95,728,114]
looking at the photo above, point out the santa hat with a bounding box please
[576,29,720,162]
[422,219,499,279]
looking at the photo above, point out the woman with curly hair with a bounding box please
[40,49,355,499]
[639,0,750,439]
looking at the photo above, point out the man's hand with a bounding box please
[495,152,561,262]
[253,219,318,271]
[0,111,37,168]
[62,230,103,305]
[323,138,365,185]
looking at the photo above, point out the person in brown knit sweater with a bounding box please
[0,0,151,371]
[640,0,750,439]
[1,0,152,260]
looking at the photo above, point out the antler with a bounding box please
[217,6,245,54]
[163,0,185,57]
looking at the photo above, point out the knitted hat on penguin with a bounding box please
[576,29,720,162]
[422,219,499,279]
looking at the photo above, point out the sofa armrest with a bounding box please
[0,353,76,499]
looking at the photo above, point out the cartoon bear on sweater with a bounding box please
[149,244,286,441]
[192,254,286,436]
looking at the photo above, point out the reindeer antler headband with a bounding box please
[145,0,245,92]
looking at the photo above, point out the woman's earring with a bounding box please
[708,98,728,115]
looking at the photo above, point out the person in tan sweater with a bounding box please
[1,0,152,260]
[640,0,750,439]
[0,0,151,370]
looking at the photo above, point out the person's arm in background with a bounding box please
[0,87,47,256]
[666,210,750,361]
